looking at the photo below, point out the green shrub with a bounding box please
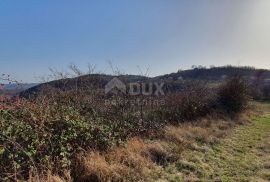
[0,105,115,180]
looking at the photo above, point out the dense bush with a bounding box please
[0,103,116,180]
[0,93,166,180]
[218,76,249,114]
[155,82,216,123]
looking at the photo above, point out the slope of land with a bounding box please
[152,103,270,182]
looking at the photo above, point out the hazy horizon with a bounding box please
[1,0,270,82]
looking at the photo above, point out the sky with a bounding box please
[0,0,270,82]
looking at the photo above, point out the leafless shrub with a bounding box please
[158,81,216,123]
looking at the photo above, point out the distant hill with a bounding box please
[20,74,148,98]
[3,83,38,90]
[0,83,38,97]
[20,66,270,98]
[155,66,270,81]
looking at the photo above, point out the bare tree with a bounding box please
[69,63,83,77]
[136,65,150,77]
[87,63,96,74]
[107,60,125,75]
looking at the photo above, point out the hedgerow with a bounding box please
[0,75,250,181]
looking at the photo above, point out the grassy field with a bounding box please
[205,115,270,181]
[153,109,270,181]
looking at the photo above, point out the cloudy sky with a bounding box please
[0,0,270,82]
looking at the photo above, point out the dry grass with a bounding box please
[163,115,235,148]
[74,152,125,182]
[70,136,185,182]
[29,171,71,182]
[70,138,177,182]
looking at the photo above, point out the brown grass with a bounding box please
[29,171,70,182]
[69,138,181,182]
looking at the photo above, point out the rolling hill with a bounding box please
[20,66,270,98]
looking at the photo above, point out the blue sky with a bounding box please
[0,0,270,82]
